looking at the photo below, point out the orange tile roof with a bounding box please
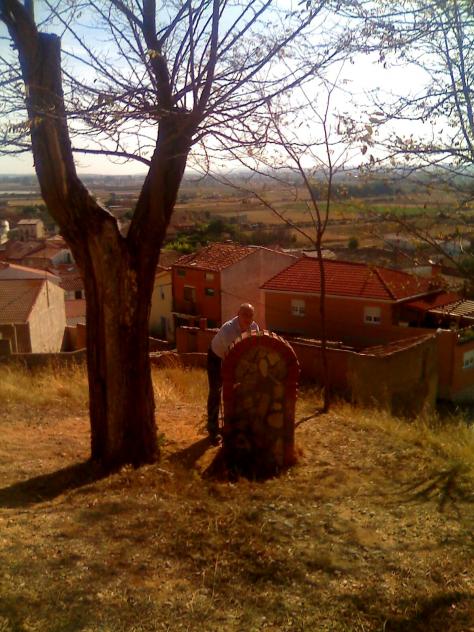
[0,278,43,323]
[61,276,84,292]
[174,243,255,272]
[403,292,461,312]
[261,257,439,301]
[0,261,59,283]
[4,240,43,260]
[158,250,181,269]
[27,246,65,261]
[47,263,83,292]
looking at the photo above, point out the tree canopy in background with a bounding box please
[351,0,474,196]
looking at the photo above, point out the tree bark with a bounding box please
[84,243,157,467]
[82,120,192,468]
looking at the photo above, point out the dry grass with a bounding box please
[0,362,89,413]
[0,365,473,632]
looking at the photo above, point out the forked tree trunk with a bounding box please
[81,133,192,468]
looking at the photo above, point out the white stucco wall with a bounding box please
[220,248,296,327]
[150,270,174,341]
[28,281,66,352]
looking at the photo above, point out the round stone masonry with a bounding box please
[221,330,300,479]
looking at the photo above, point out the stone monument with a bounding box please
[221,330,299,479]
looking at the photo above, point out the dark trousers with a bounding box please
[207,348,222,435]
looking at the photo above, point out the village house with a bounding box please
[15,218,45,241]
[150,265,173,341]
[0,220,9,245]
[0,276,66,354]
[261,257,447,346]
[1,235,73,269]
[172,242,296,329]
[21,243,72,269]
[53,265,86,326]
[149,251,181,341]
[261,256,474,402]
[0,239,43,263]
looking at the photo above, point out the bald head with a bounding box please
[237,303,255,331]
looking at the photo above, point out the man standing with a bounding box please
[207,303,259,444]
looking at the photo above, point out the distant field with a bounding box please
[4,198,44,209]
[2,181,474,252]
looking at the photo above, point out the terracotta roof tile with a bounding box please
[261,257,438,301]
[158,250,181,269]
[4,240,43,260]
[26,246,66,261]
[0,262,59,283]
[47,264,83,292]
[403,292,461,312]
[360,333,436,356]
[173,242,255,272]
[61,276,84,292]
[0,278,43,323]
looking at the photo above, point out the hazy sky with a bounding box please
[0,3,428,178]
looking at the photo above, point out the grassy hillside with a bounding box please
[0,363,473,632]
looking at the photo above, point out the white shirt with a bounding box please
[211,316,259,359]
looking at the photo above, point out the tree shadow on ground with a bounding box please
[167,437,235,481]
[382,591,473,631]
[168,437,211,469]
[0,461,106,508]
[382,465,474,520]
[202,448,229,480]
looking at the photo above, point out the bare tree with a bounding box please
[213,74,360,412]
[0,0,350,469]
[315,0,474,295]
[343,0,474,198]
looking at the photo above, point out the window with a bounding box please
[74,290,83,299]
[205,287,215,296]
[463,350,474,369]
[205,272,215,281]
[177,268,186,277]
[364,306,381,324]
[291,298,306,317]
[183,285,196,302]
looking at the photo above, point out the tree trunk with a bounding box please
[81,126,192,468]
[82,235,157,468]
[316,236,330,413]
